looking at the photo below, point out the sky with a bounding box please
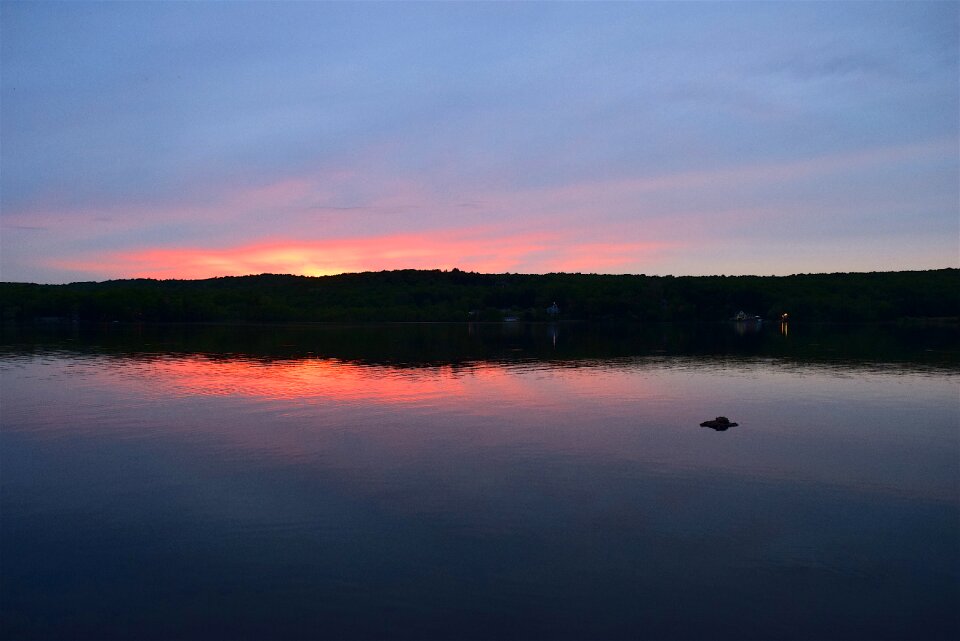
[1,1,957,283]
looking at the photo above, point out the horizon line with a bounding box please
[3,265,958,287]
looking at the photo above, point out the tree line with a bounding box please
[1,268,957,323]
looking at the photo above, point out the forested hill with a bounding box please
[1,269,957,323]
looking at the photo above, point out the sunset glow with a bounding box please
[1,2,957,282]
[54,231,674,280]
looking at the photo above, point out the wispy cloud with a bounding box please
[1,224,48,231]
[6,136,953,281]
[2,2,956,282]
[54,228,676,280]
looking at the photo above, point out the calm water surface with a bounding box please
[2,323,958,639]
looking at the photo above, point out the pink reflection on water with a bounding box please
[83,353,673,406]
[4,353,957,504]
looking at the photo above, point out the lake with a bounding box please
[1,322,957,640]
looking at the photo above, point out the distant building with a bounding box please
[547,302,560,316]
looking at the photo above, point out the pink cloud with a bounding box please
[10,137,953,281]
[54,227,677,279]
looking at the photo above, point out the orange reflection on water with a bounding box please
[10,352,957,505]
[133,357,550,407]
[81,355,672,469]
[104,355,666,417]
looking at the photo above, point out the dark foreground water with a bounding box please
[1,322,958,640]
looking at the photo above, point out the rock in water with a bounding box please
[700,416,738,430]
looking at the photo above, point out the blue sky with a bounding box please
[1,1,957,282]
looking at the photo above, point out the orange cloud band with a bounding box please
[55,230,671,279]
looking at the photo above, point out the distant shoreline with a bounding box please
[2,268,957,324]
[5,318,958,327]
